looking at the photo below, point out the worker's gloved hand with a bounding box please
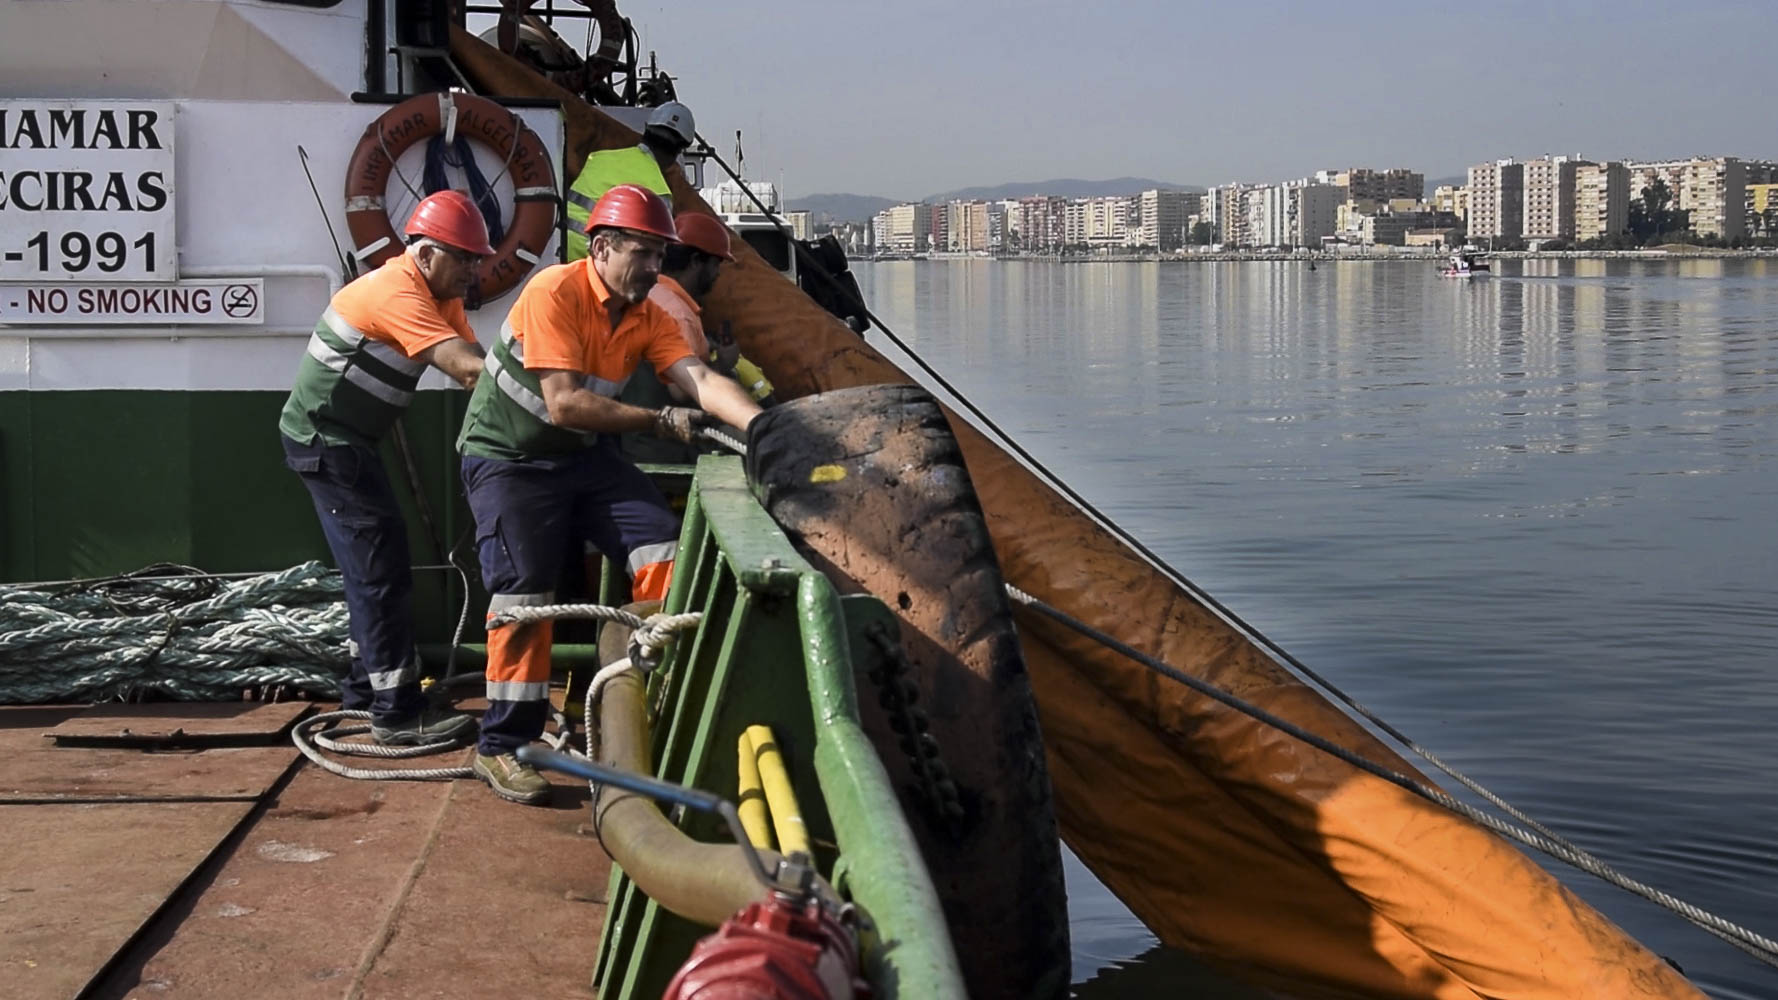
[652,406,711,445]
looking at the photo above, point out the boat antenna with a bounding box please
[297,145,357,280]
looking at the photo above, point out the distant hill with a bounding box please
[784,193,898,224]
[1424,174,1465,197]
[926,177,1202,203]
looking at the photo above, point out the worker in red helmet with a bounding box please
[278,189,491,746]
[623,212,776,462]
[456,184,763,805]
[658,212,778,407]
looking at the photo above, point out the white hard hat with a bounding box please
[645,102,695,149]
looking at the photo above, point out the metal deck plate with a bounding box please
[0,801,257,1000]
[1,707,299,803]
[41,702,316,748]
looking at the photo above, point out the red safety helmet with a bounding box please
[586,184,679,242]
[673,212,734,261]
[404,190,496,256]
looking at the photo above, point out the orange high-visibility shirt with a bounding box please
[648,274,711,358]
[332,252,476,353]
[508,258,693,391]
[278,252,475,447]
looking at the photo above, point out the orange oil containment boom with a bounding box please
[451,27,1705,1000]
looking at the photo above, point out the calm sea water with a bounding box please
[852,258,1778,1000]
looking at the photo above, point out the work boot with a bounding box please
[371,707,477,747]
[473,752,551,806]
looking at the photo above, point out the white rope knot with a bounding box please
[627,611,704,673]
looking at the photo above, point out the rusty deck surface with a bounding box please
[42,702,318,749]
[1,703,614,1000]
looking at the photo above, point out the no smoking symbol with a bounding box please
[222,284,258,318]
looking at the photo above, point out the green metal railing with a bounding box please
[591,456,964,999]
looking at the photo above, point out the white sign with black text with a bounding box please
[0,100,177,282]
[0,279,264,325]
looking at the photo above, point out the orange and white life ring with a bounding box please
[344,92,558,304]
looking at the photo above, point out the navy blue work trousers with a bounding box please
[282,435,424,723]
[462,439,680,754]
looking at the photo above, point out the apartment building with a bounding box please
[1467,159,1524,243]
[1201,184,1254,247]
[945,200,991,252]
[784,210,813,240]
[1431,185,1468,221]
[1287,183,1341,247]
[1574,161,1630,241]
[1625,157,1749,239]
[1522,156,1588,242]
[1014,196,1063,252]
[1063,200,1088,246]
[1138,189,1199,250]
[1315,168,1425,204]
[1750,183,1778,238]
[1360,210,1462,246]
[872,202,934,253]
[1243,186,1279,247]
[1079,196,1125,246]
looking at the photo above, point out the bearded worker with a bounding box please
[456,184,762,804]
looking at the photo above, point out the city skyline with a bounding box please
[623,0,1777,199]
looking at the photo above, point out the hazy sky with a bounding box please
[595,0,1773,199]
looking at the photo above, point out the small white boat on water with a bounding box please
[1441,246,1492,277]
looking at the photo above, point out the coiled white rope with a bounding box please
[294,605,701,782]
[0,562,348,704]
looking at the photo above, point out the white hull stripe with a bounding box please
[486,680,550,702]
[368,665,417,691]
[627,541,677,575]
[307,335,415,407]
[487,590,556,614]
[484,352,554,424]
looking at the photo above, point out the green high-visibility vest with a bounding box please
[456,319,619,461]
[565,145,673,260]
[279,307,428,447]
